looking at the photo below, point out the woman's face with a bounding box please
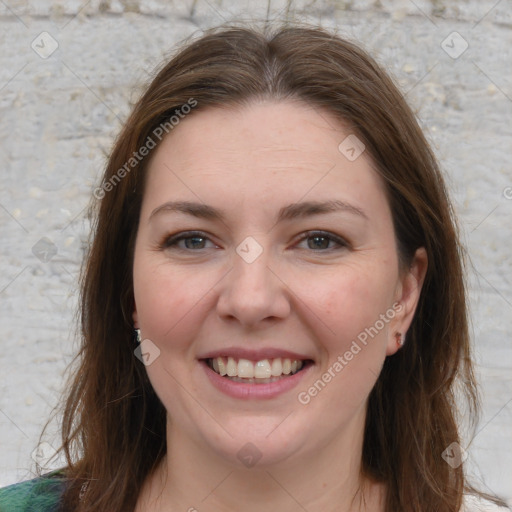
[132,100,426,468]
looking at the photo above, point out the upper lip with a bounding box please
[198,347,314,362]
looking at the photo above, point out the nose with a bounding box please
[216,249,291,328]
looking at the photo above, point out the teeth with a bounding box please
[227,357,237,377]
[217,357,227,376]
[254,359,271,379]
[271,358,282,377]
[209,357,305,379]
[237,359,254,378]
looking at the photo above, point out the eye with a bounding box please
[161,231,217,250]
[295,231,348,251]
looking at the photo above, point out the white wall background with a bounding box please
[0,0,511,505]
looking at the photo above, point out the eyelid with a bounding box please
[160,230,218,249]
[159,229,349,252]
[293,230,349,250]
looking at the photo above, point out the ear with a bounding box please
[386,247,428,356]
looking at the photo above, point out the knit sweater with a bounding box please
[0,471,67,512]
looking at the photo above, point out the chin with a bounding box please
[198,419,309,469]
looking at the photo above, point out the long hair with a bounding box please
[51,24,505,511]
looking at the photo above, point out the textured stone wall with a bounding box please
[0,0,510,504]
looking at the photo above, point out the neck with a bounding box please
[136,413,385,512]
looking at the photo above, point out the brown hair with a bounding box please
[49,24,506,511]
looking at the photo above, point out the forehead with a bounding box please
[141,100,390,220]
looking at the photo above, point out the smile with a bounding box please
[206,357,307,383]
[200,355,313,399]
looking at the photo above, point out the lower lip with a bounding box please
[200,360,312,399]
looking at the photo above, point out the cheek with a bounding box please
[133,259,212,345]
[302,267,393,335]
[301,276,392,413]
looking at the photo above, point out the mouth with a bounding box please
[203,356,312,384]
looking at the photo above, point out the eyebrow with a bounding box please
[149,199,368,222]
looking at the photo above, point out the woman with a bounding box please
[0,24,509,512]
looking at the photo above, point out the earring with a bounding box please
[395,332,405,346]
[134,328,141,344]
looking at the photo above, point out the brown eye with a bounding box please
[307,235,331,250]
[296,231,348,251]
[182,236,207,249]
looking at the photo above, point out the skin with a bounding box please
[132,100,428,512]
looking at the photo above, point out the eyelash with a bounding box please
[159,230,349,252]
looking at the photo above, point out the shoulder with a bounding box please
[0,470,68,512]
[462,493,511,512]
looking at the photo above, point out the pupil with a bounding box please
[309,236,329,250]
[185,237,205,249]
